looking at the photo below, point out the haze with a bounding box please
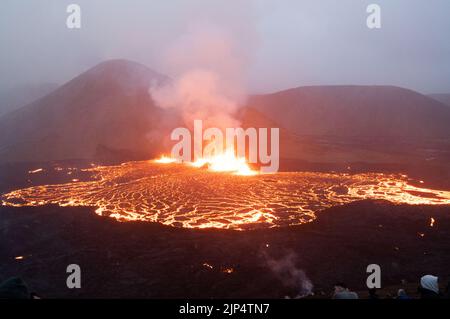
[1,0,449,95]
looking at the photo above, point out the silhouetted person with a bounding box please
[443,281,450,299]
[396,289,411,300]
[418,275,440,299]
[368,288,380,299]
[0,277,39,299]
[332,282,359,299]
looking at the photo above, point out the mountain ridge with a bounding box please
[0,59,169,163]
[1,60,449,165]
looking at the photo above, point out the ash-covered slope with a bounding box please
[0,83,58,117]
[241,86,450,167]
[429,94,450,107]
[248,86,450,139]
[0,60,169,163]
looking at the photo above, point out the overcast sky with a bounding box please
[1,0,449,94]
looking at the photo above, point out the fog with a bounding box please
[1,0,449,95]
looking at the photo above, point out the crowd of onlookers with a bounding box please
[0,277,40,299]
[1,274,450,299]
[332,274,450,299]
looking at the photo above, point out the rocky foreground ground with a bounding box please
[1,200,449,298]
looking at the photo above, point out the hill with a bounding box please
[0,60,169,163]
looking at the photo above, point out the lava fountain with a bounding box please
[190,149,257,176]
[156,148,258,176]
[154,156,178,164]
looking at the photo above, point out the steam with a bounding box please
[150,23,248,130]
[151,69,241,128]
[265,252,314,298]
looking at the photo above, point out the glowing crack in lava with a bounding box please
[2,161,450,230]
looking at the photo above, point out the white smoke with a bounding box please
[151,69,241,128]
[265,252,314,298]
[150,23,248,130]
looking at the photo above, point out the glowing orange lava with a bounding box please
[157,150,257,176]
[190,150,257,176]
[222,267,234,274]
[2,161,450,230]
[28,168,43,174]
[154,156,177,164]
[203,263,214,269]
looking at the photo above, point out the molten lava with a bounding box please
[154,156,177,164]
[430,217,436,227]
[190,149,257,176]
[156,150,257,176]
[2,161,450,230]
[28,168,43,174]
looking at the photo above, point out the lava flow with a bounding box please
[2,160,450,230]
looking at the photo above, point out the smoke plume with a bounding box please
[265,252,314,298]
[150,23,248,130]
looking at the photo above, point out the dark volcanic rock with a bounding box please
[1,201,449,298]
